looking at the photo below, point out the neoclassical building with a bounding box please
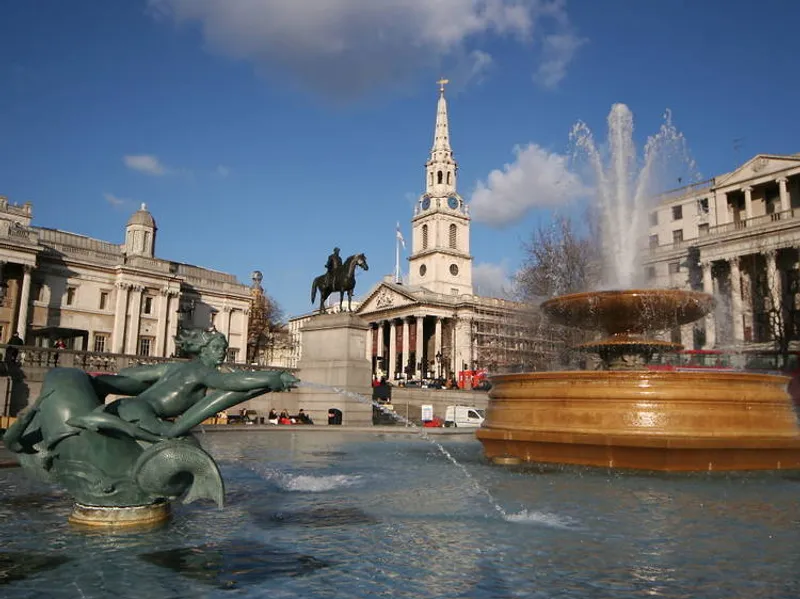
[644,153,800,349]
[0,199,251,360]
[354,83,553,380]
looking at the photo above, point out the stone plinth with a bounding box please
[294,313,372,426]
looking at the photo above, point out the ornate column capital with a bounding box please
[742,186,753,193]
[115,281,131,290]
[777,177,788,185]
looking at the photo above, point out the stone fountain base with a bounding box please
[68,501,171,529]
[476,371,800,472]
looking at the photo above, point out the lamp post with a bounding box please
[435,351,442,379]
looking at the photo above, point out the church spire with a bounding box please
[425,79,457,196]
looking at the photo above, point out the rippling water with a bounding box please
[2,431,800,598]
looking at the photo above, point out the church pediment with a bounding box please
[357,283,417,314]
[715,154,800,188]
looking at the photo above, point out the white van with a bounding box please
[444,405,485,428]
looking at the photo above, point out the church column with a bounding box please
[401,317,410,379]
[434,316,442,377]
[125,284,144,355]
[112,282,130,353]
[766,250,784,341]
[778,177,790,213]
[365,322,374,362]
[377,321,386,375]
[702,261,716,349]
[15,266,32,340]
[743,186,753,221]
[388,319,398,381]
[729,257,744,342]
[415,315,424,379]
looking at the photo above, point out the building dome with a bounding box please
[127,203,156,228]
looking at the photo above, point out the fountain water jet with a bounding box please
[476,105,800,472]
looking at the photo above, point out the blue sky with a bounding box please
[1,1,798,319]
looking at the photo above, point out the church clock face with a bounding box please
[419,264,427,276]
[450,264,459,276]
[448,196,459,209]
[421,198,431,211]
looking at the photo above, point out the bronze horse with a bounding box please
[311,253,369,313]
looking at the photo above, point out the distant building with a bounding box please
[644,154,800,349]
[0,198,251,360]
[354,83,556,381]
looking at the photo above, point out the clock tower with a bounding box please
[408,80,473,296]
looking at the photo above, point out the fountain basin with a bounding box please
[541,289,713,335]
[476,370,800,471]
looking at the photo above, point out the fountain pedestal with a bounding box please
[295,313,373,426]
[68,501,171,529]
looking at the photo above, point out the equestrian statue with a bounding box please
[311,248,369,313]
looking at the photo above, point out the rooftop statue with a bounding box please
[311,250,369,313]
[3,328,298,525]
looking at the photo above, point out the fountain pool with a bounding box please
[2,430,800,598]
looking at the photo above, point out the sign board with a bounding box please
[421,404,434,422]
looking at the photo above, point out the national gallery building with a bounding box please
[645,153,800,350]
[0,199,252,361]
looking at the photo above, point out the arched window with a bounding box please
[429,172,433,186]
[422,224,429,249]
[447,171,451,185]
[437,171,443,185]
[449,224,457,249]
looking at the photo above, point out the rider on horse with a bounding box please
[325,247,342,288]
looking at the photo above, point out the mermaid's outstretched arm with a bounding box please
[166,387,274,438]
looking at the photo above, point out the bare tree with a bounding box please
[247,286,287,365]
[515,214,601,301]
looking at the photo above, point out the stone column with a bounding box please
[702,261,716,348]
[388,319,397,381]
[415,315,424,378]
[434,317,442,377]
[401,317,410,379]
[166,292,180,357]
[377,321,386,375]
[16,266,32,339]
[156,288,171,357]
[778,177,790,213]
[125,285,144,355]
[112,282,130,353]
[365,322,373,361]
[217,306,231,339]
[743,186,753,221]
[766,250,784,341]
[729,257,744,342]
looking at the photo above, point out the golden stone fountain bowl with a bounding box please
[476,289,800,472]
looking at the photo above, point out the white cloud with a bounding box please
[469,143,588,227]
[216,164,231,178]
[123,154,168,176]
[473,262,513,298]
[103,192,128,207]
[147,0,584,97]
[534,31,587,89]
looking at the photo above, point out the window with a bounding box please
[649,212,658,226]
[32,283,44,302]
[672,229,683,243]
[93,334,108,353]
[672,205,683,220]
[143,296,153,315]
[437,170,443,184]
[422,224,429,249]
[649,234,659,249]
[447,172,451,185]
[137,337,153,356]
[226,348,238,363]
[697,198,709,214]
[698,223,710,236]
[450,263,459,276]
[668,262,681,274]
[419,264,427,277]
[646,266,657,280]
[449,224,457,249]
[99,291,109,310]
[65,287,76,306]
[451,288,459,295]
